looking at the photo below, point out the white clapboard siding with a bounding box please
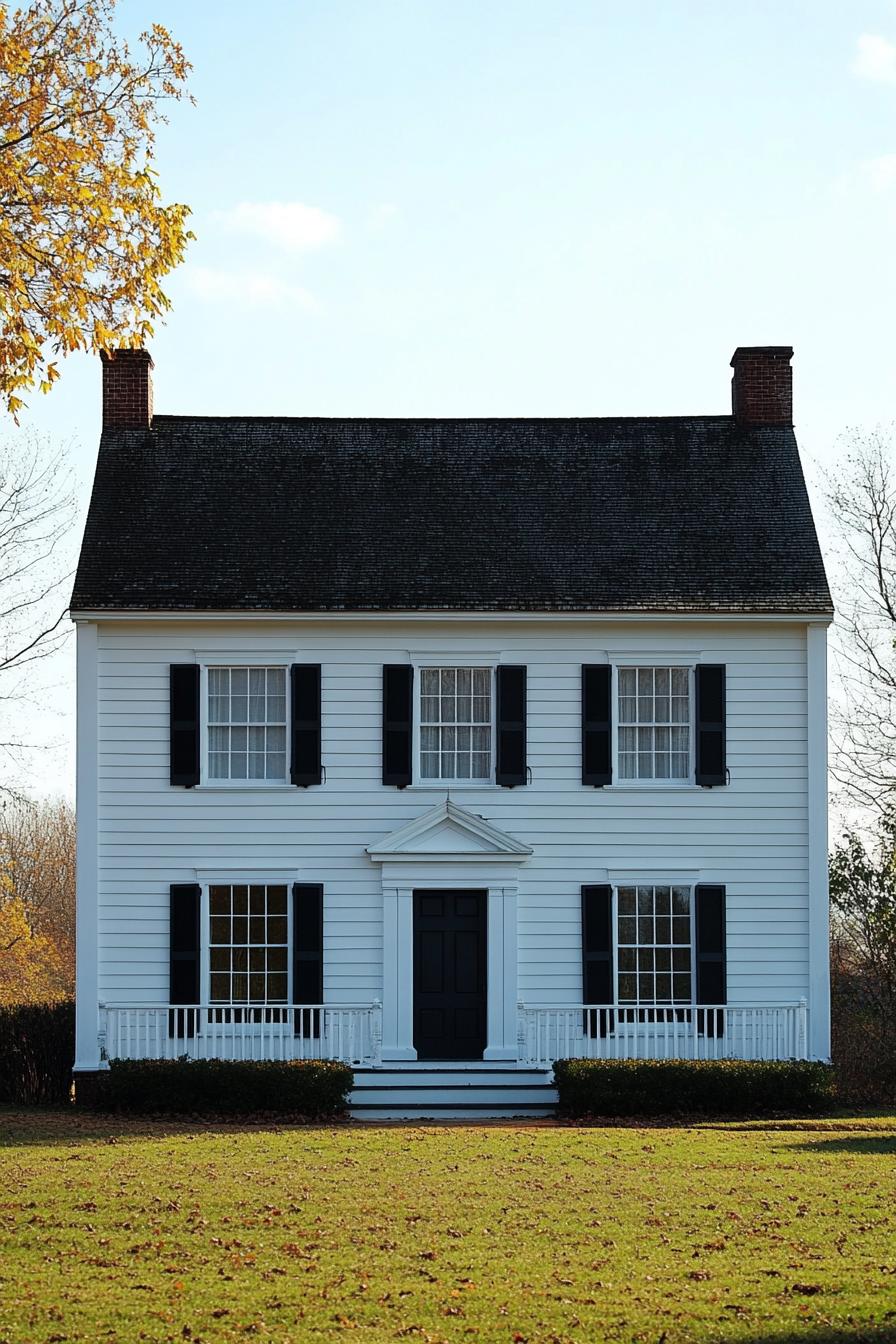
[94,618,812,1007]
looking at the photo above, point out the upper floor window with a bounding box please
[617,884,692,1006]
[618,666,690,781]
[419,666,492,781]
[208,666,287,781]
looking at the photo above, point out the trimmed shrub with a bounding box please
[90,1057,353,1117]
[553,1058,836,1118]
[0,1001,75,1106]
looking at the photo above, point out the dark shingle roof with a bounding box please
[71,415,832,615]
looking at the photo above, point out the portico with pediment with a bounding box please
[366,799,532,1062]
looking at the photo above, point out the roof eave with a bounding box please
[69,606,835,624]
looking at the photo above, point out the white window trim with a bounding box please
[197,662,292,790]
[610,661,698,789]
[410,658,498,789]
[199,879,294,1012]
[610,882,696,1010]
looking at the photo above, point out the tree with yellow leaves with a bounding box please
[0,0,192,415]
[0,894,65,1004]
[0,796,75,997]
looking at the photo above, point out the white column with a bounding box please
[484,884,519,1060]
[74,621,102,1073]
[381,885,398,1055]
[381,884,417,1060]
[807,623,831,1060]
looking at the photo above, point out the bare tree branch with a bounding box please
[0,432,76,793]
[824,428,896,811]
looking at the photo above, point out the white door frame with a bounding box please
[367,799,532,1062]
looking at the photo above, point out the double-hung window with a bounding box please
[207,666,287,782]
[209,883,289,1010]
[617,666,691,781]
[616,884,692,1008]
[419,666,492,782]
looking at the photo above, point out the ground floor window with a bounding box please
[616,884,692,1007]
[209,883,289,1005]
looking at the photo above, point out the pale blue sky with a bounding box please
[12,0,896,795]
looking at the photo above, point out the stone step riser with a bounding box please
[352,1087,558,1107]
[351,1106,557,1120]
[353,1072,552,1089]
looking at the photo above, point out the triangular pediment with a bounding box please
[367,799,532,863]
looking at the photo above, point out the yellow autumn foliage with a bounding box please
[0,797,75,1004]
[0,0,193,414]
[0,895,66,1005]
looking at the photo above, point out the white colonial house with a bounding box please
[71,345,832,1117]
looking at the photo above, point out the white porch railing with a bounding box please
[518,1001,808,1067]
[100,1003,383,1067]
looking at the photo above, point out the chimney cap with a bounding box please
[730,345,793,366]
[100,346,154,367]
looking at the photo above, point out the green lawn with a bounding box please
[0,1113,894,1344]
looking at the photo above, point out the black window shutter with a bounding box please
[582,884,613,1037]
[695,884,726,1036]
[695,664,726,786]
[169,882,200,1038]
[582,665,612,786]
[496,665,527,787]
[170,664,200,787]
[382,665,413,787]
[293,882,323,1037]
[290,664,322,786]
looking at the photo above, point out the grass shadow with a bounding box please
[731,1331,896,1344]
[780,1134,896,1155]
[0,1107,350,1147]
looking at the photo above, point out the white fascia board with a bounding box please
[69,608,834,625]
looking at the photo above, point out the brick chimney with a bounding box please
[730,346,793,427]
[101,348,154,429]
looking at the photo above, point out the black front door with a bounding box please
[413,890,487,1060]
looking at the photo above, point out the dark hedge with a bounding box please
[0,1001,75,1106]
[88,1057,353,1117]
[553,1058,836,1118]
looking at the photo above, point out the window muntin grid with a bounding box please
[209,883,289,1004]
[618,666,690,780]
[208,666,287,781]
[616,885,692,1006]
[419,667,491,780]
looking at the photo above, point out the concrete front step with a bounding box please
[349,1064,558,1120]
[354,1068,552,1089]
[353,1085,557,1107]
[352,1105,557,1121]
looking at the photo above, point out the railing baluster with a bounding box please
[100,1000,810,1073]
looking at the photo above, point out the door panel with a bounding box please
[413,890,487,1060]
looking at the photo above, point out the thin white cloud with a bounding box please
[851,33,896,83]
[215,201,341,253]
[864,153,896,191]
[183,266,319,311]
[834,153,896,199]
[367,202,400,231]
